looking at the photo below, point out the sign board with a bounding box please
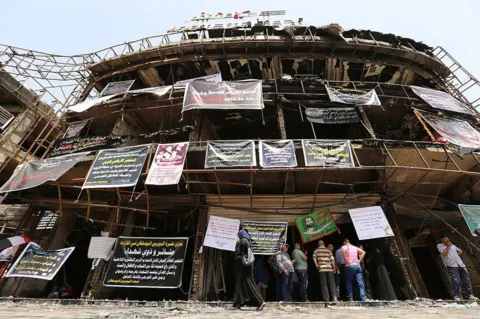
[411,86,475,115]
[302,140,354,167]
[241,221,288,255]
[83,145,149,189]
[203,216,240,251]
[174,73,222,89]
[6,243,75,280]
[36,211,58,230]
[103,237,188,288]
[183,80,264,112]
[305,107,360,124]
[146,142,189,186]
[325,85,381,106]
[100,80,135,97]
[458,205,480,236]
[295,209,338,244]
[205,140,256,168]
[88,237,117,260]
[259,140,297,168]
[348,206,394,240]
[64,121,88,138]
[0,152,89,193]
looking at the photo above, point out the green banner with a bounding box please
[295,208,338,243]
[458,204,480,236]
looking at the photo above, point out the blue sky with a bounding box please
[2,0,479,79]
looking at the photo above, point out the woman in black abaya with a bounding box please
[233,230,266,311]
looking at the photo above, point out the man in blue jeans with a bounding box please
[341,238,367,301]
[274,244,294,301]
[292,243,308,301]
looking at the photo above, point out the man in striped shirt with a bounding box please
[313,240,337,302]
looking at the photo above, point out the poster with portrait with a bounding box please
[146,142,189,186]
[295,209,338,244]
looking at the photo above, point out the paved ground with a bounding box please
[0,301,479,318]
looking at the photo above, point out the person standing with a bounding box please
[273,244,294,302]
[341,239,367,302]
[233,230,266,311]
[292,243,308,302]
[359,244,372,299]
[313,240,337,302]
[254,256,268,301]
[328,244,340,300]
[335,245,347,300]
[437,235,478,301]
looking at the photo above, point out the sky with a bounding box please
[2,0,480,80]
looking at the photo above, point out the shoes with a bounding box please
[454,296,462,301]
[347,298,354,302]
[257,302,266,311]
[468,295,479,300]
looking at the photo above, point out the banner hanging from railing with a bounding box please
[295,209,338,244]
[64,121,88,138]
[259,140,297,168]
[241,221,288,255]
[305,107,360,124]
[100,80,135,96]
[174,73,222,89]
[302,140,354,167]
[325,85,381,106]
[83,145,149,189]
[349,206,394,240]
[458,205,480,236]
[205,140,256,168]
[146,142,189,186]
[182,80,264,112]
[103,237,188,288]
[0,152,89,193]
[411,86,475,115]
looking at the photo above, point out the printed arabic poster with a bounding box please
[349,206,394,240]
[100,80,135,96]
[305,107,360,124]
[411,86,474,115]
[259,140,297,168]
[295,209,338,244]
[458,205,480,236]
[205,140,257,168]
[302,140,354,167]
[83,145,149,189]
[103,237,188,288]
[0,152,90,193]
[241,221,288,255]
[203,216,240,251]
[325,85,381,106]
[146,142,189,186]
[6,242,75,280]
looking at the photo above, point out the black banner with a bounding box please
[103,237,188,289]
[411,86,474,115]
[302,140,354,167]
[241,221,288,255]
[83,145,149,189]
[305,107,360,124]
[325,85,381,106]
[6,243,75,280]
[182,80,264,112]
[0,152,89,193]
[259,140,297,168]
[48,126,194,158]
[205,140,256,168]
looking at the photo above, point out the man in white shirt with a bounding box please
[437,235,477,301]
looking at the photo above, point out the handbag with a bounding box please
[241,246,255,267]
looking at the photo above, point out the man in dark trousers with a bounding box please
[313,240,337,302]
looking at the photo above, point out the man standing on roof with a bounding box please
[437,235,478,301]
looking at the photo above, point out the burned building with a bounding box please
[1,10,480,302]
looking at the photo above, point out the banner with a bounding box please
[349,206,394,240]
[241,221,288,255]
[83,145,149,189]
[205,140,256,168]
[127,85,172,97]
[415,109,480,152]
[302,140,354,167]
[259,140,297,168]
[0,245,19,262]
[174,73,222,89]
[458,205,480,236]
[325,85,381,106]
[88,237,117,260]
[100,80,135,96]
[146,142,189,186]
[182,80,264,112]
[203,216,240,252]
[6,242,75,280]
[48,126,194,158]
[0,152,89,193]
[64,121,87,138]
[305,107,360,124]
[411,86,475,115]
[36,211,58,230]
[295,209,338,244]
[103,237,188,288]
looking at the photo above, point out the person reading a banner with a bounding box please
[292,243,308,302]
[437,235,478,301]
[233,230,266,311]
[341,239,367,302]
[328,244,341,300]
[313,240,337,302]
[335,245,347,300]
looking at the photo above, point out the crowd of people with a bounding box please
[232,228,478,310]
